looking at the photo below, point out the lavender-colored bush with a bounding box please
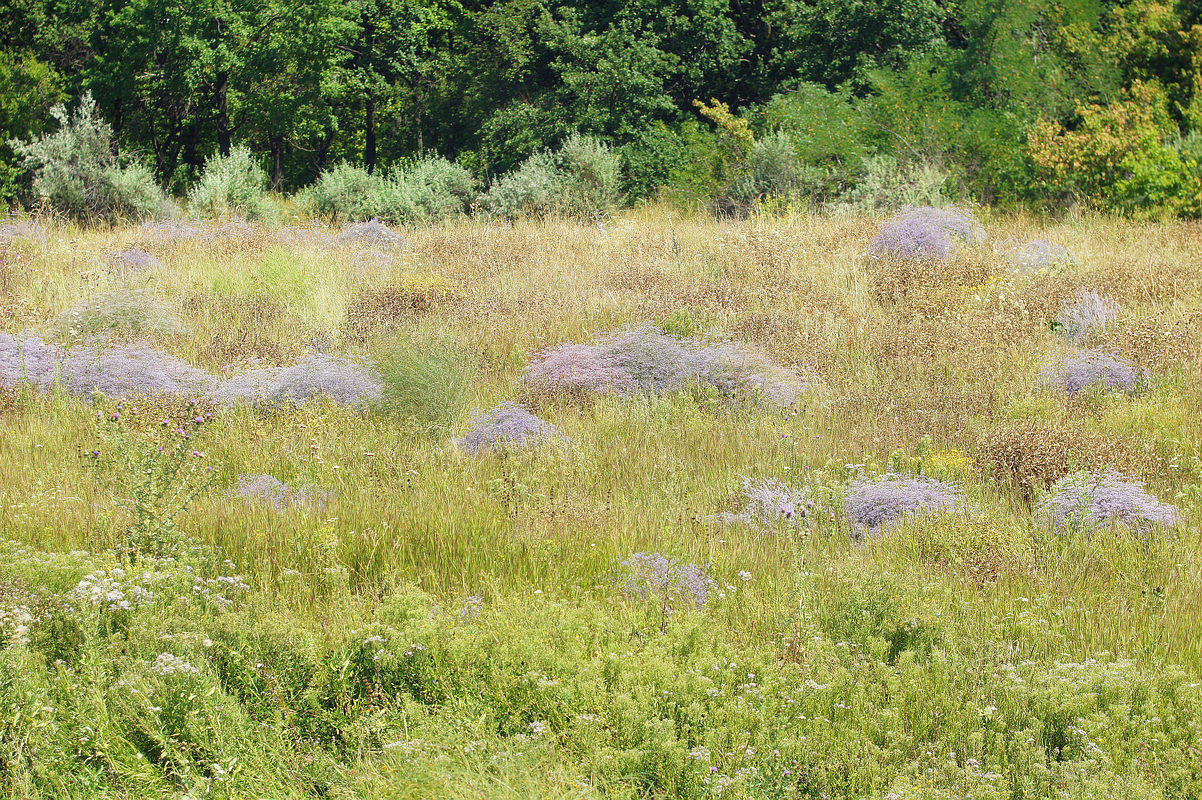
[525,324,808,408]
[336,218,411,250]
[103,248,162,273]
[593,324,696,393]
[234,474,329,510]
[1005,239,1076,272]
[0,332,59,389]
[59,342,214,399]
[0,220,46,243]
[1039,470,1182,533]
[688,342,809,407]
[456,401,564,455]
[845,473,964,537]
[615,552,714,608]
[1055,289,1120,342]
[869,205,986,261]
[53,289,184,339]
[139,219,206,247]
[1040,349,1142,394]
[716,477,812,534]
[271,354,384,406]
[206,367,287,406]
[522,342,637,399]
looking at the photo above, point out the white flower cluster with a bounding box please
[72,569,161,611]
[150,652,200,677]
[0,604,34,647]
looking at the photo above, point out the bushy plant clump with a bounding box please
[59,342,214,399]
[0,332,59,388]
[208,354,383,408]
[187,146,274,222]
[614,552,714,608]
[306,157,476,225]
[715,476,812,534]
[0,219,45,242]
[52,289,184,340]
[336,218,411,251]
[233,474,328,510]
[845,473,964,537]
[978,420,1133,497]
[479,134,622,219]
[1039,470,1182,533]
[456,402,564,455]
[869,205,986,261]
[1055,289,1120,342]
[523,323,807,407]
[9,93,167,222]
[103,247,162,273]
[1005,239,1076,272]
[1040,348,1142,394]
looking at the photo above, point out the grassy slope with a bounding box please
[0,208,1201,798]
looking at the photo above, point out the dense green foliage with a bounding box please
[1,0,1201,214]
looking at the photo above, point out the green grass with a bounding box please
[0,209,1200,798]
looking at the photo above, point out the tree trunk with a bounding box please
[215,71,231,156]
[365,93,377,174]
[269,134,284,191]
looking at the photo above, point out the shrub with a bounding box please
[479,134,622,219]
[205,366,286,407]
[233,474,328,510]
[0,219,46,243]
[456,402,564,455]
[52,289,184,340]
[1054,289,1120,343]
[8,92,166,223]
[269,354,384,407]
[59,342,214,399]
[978,420,1135,497]
[103,248,162,274]
[593,324,696,394]
[342,275,462,341]
[521,342,637,402]
[688,342,809,407]
[1004,239,1076,273]
[614,552,713,609]
[1038,470,1182,533]
[835,155,950,214]
[869,205,986,262]
[307,158,476,225]
[845,473,964,538]
[0,332,58,389]
[187,146,274,222]
[1040,349,1142,394]
[372,337,472,434]
[715,477,811,534]
[336,219,411,251]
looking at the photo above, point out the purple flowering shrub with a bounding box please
[615,552,714,609]
[716,477,812,534]
[207,355,383,408]
[1040,349,1142,394]
[234,474,329,510]
[271,354,384,406]
[456,401,564,455]
[59,342,215,399]
[337,219,412,251]
[845,473,964,538]
[1039,470,1182,533]
[524,323,807,408]
[522,342,637,399]
[103,248,162,273]
[0,332,59,389]
[1055,289,1120,343]
[1005,239,1076,272]
[870,206,986,261]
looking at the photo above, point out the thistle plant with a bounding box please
[87,401,216,562]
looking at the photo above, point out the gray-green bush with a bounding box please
[479,134,623,219]
[187,146,274,222]
[305,157,476,225]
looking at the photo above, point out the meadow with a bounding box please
[1,206,1201,799]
